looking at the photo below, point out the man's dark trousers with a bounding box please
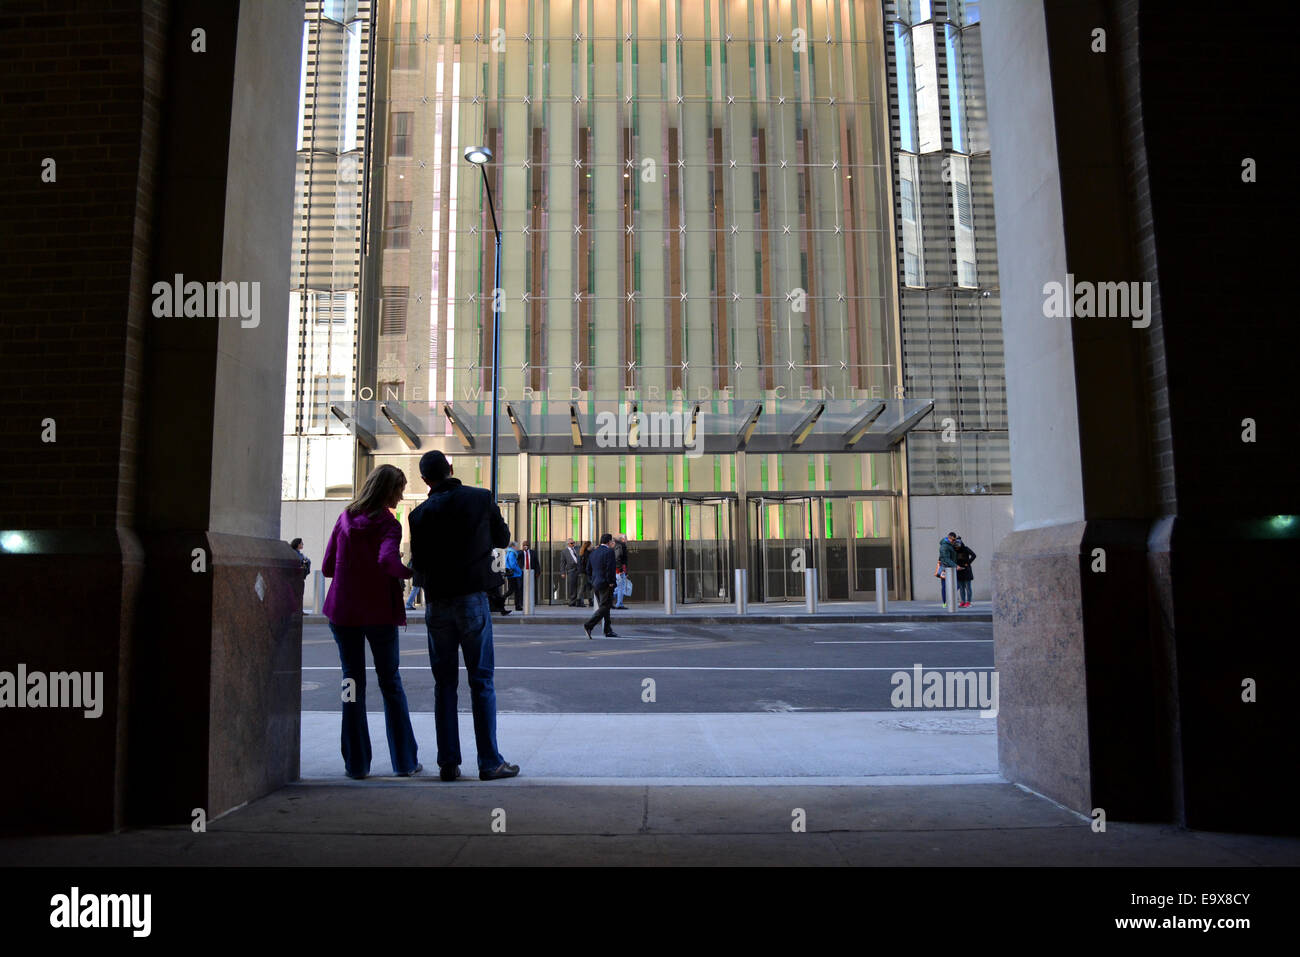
[584,583,615,636]
[424,591,505,772]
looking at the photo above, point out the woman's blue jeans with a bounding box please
[330,623,419,777]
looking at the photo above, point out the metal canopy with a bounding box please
[333,397,934,456]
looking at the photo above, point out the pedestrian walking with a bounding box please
[400,539,422,609]
[612,533,630,608]
[583,533,620,639]
[955,536,977,607]
[320,465,421,780]
[577,541,594,607]
[561,540,581,605]
[504,541,523,611]
[407,450,520,782]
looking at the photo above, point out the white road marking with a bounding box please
[814,639,992,644]
[300,665,994,672]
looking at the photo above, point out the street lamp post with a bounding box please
[464,145,502,501]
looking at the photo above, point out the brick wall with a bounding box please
[1133,2,1288,516]
[1114,0,1174,514]
[0,0,168,529]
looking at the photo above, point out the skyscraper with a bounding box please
[283,0,1010,606]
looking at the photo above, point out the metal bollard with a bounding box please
[664,569,677,615]
[523,568,534,616]
[313,570,324,615]
[804,568,818,613]
[946,567,958,613]
[875,567,888,614]
[735,568,748,615]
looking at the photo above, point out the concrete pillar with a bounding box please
[982,0,1292,831]
[0,0,304,832]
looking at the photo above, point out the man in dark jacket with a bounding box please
[938,532,960,606]
[954,537,977,608]
[583,533,620,639]
[407,450,519,782]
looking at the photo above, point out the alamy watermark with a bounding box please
[50,887,151,937]
[0,664,103,718]
[151,273,260,328]
[1042,274,1151,328]
[594,403,703,458]
[890,664,999,718]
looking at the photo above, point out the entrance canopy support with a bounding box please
[336,397,935,457]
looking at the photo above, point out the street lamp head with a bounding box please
[464,145,493,165]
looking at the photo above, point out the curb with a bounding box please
[303,612,992,626]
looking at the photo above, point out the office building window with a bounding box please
[311,375,347,430]
[901,178,916,222]
[380,286,407,336]
[313,290,349,324]
[385,201,410,249]
[389,112,412,157]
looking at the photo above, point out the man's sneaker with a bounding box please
[397,763,422,777]
[439,766,460,782]
[605,631,620,638]
[480,762,520,781]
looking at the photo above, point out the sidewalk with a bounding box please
[304,599,992,626]
[4,780,1295,867]
[301,710,1001,783]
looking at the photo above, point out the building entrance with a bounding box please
[749,497,813,602]
[669,497,735,604]
[529,497,598,605]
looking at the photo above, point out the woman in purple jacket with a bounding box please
[321,464,421,779]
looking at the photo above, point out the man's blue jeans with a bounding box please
[424,591,505,772]
[329,623,420,777]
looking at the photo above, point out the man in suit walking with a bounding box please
[407,450,520,782]
[560,539,580,605]
[583,533,620,639]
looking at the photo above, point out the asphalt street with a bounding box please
[301,615,995,714]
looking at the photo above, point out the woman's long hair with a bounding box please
[579,541,592,558]
[345,464,407,518]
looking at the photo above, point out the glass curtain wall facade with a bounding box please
[885,0,1008,495]
[284,0,371,502]
[355,0,908,603]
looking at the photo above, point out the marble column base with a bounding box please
[994,516,1297,833]
[129,532,301,826]
[993,519,1177,821]
[991,523,1092,815]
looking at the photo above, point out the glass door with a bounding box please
[748,497,812,602]
[670,498,733,603]
[530,498,597,604]
[847,497,896,600]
